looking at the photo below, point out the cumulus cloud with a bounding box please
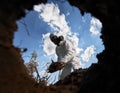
[81,45,96,62]
[42,33,56,55]
[90,17,102,35]
[66,12,70,16]
[34,3,71,36]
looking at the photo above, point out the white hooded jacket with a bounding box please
[56,40,80,80]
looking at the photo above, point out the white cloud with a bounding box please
[81,45,96,62]
[34,3,71,36]
[42,33,56,55]
[66,12,70,16]
[90,17,102,35]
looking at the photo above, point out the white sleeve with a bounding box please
[60,41,76,63]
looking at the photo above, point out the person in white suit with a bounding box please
[49,33,80,80]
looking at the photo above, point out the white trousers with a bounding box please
[59,56,80,80]
[59,62,72,80]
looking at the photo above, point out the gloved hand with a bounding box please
[47,61,65,73]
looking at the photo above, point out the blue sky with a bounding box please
[13,0,104,84]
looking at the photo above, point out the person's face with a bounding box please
[51,36,60,45]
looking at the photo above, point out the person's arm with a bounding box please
[60,41,76,63]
